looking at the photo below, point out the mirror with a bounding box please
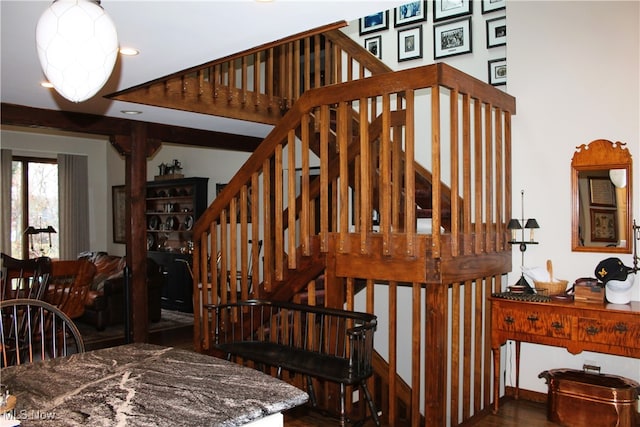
[572,139,632,253]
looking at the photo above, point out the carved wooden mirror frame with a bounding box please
[571,139,632,253]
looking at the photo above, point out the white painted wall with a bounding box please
[507,0,640,394]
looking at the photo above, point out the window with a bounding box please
[11,157,59,259]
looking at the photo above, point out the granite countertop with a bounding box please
[0,343,308,426]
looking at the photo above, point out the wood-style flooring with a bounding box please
[89,322,559,427]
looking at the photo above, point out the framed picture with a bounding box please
[112,185,126,244]
[488,58,507,86]
[590,209,617,243]
[398,25,423,62]
[482,0,506,14]
[589,177,616,207]
[434,17,472,59]
[486,16,506,48]
[364,35,382,59]
[359,11,389,36]
[433,0,472,22]
[394,1,427,27]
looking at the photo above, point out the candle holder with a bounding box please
[508,190,540,293]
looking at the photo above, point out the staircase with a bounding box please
[113,22,516,427]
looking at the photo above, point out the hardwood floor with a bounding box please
[89,323,558,427]
[281,398,558,426]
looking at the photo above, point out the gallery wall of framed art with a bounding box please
[350,0,508,88]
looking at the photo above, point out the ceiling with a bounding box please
[1,0,403,140]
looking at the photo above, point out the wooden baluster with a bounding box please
[288,130,296,269]
[300,115,310,256]
[274,144,284,280]
[462,93,472,255]
[473,100,483,255]
[262,159,272,291]
[484,102,494,253]
[450,88,460,256]
[241,56,248,106]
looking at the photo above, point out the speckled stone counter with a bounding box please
[0,343,308,426]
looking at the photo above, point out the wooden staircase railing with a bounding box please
[191,61,515,425]
[107,22,393,126]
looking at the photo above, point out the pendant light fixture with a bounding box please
[36,0,118,103]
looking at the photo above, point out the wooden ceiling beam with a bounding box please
[1,103,262,152]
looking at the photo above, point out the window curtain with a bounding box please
[0,149,12,253]
[58,154,90,259]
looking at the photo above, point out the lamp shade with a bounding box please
[609,169,627,188]
[36,0,118,103]
[525,219,539,229]
[507,219,522,230]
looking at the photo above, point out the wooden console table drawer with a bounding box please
[496,308,572,339]
[490,297,640,414]
[577,317,640,348]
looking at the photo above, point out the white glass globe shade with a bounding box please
[36,0,118,103]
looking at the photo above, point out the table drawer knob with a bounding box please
[551,321,563,330]
[504,316,515,324]
[586,325,600,336]
[614,323,628,333]
[527,315,539,322]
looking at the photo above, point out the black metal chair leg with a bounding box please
[306,375,318,407]
[339,382,347,427]
[361,382,381,427]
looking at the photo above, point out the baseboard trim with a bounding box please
[504,386,547,403]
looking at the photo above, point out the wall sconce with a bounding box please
[609,168,627,188]
[508,190,539,292]
[36,0,119,103]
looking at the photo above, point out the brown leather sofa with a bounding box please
[79,252,163,331]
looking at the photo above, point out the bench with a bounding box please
[206,299,380,427]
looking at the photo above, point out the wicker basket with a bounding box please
[534,279,569,296]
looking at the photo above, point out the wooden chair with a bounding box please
[0,253,52,300]
[0,298,85,367]
[209,299,380,427]
[45,259,97,319]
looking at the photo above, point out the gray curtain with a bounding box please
[0,149,12,253]
[58,154,90,259]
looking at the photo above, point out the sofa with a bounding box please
[79,252,164,331]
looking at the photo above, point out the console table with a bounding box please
[490,296,640,413]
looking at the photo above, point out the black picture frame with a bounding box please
[433,0,472,22]
[482,0,506,14]
[434,17,472,59]
[112,185,126,244]
[359,11,389,36]
[488,58,507,86]
[394,1,428,27]
[364,35,382,59]
[398,25,423,62]
[486,16,506,48]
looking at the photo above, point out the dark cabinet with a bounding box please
[146,177,208,312]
